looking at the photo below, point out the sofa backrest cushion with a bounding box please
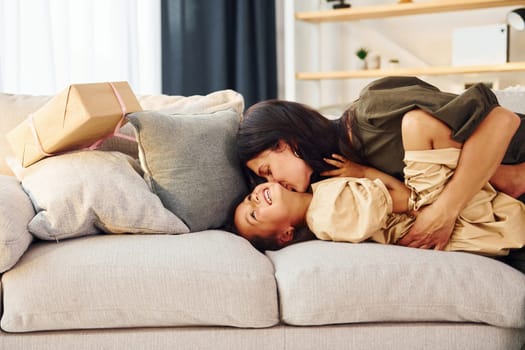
[267,240,525,329]
[0,93,51,176]
[493,89,525,114]
[0,175,34,273]
[0,89,245,176]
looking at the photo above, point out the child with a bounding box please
[234,112,525,256]
[234,150,525,256]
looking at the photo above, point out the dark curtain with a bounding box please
[161,0,277,108]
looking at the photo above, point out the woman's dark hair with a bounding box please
[238,100,341,185]
[338,105,367,166]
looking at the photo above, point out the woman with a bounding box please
[234,109,525,260]
[237,76,525,252]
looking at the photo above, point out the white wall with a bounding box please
[281,0,525,108]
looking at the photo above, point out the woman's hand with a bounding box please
[323,153,411,212]
[398,106,519,251]
[397,201,455,250]
[322,154,364,178]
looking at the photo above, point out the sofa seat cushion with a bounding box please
[1,231,278,332]
[267,241,525,329]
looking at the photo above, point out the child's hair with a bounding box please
[223,216,281,253]
[234,224,315,252]
[246,234,283,252]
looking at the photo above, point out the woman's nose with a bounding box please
[266,174,275,183]
[279,182,291,191]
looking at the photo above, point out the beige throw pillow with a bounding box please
[20,150,189,240]
[0,175,34,272]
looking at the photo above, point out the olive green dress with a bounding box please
[345,76,525,181]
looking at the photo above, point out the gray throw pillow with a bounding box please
[127,109,248,231]
[0,175,34,272]
[20,150,189,240]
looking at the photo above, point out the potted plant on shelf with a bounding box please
[355,47,369,70]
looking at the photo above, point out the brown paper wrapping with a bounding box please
[7,81,142,167]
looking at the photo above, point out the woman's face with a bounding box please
[246,141,313,193]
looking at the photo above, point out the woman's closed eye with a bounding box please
[250,210,257,221]
[260,166,271,178]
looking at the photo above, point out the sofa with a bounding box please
[0,87,525,350]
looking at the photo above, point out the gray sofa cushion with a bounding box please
[127,109,248,231]
[267,241,525,328]
[1,231,278,332]
[0,175,34,273]
[494,89,525,114]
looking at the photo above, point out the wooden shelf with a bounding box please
[290,0,525,100]
[296,62,525,80]
[296,0,525,22]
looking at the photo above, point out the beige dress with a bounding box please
[306,148,525,257]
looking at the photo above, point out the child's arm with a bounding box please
[323,154,410,213]
[361,165,410,213]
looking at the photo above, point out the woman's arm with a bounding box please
[325,106,521,250]
[397,106,520,249]
[436,106,519,206]
[323,154,410,213]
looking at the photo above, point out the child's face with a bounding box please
[234,182,309,245]
[246,141,313,193]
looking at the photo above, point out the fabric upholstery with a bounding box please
[1,231,279,332]
[0,175,34,273]
[19,150,188,240]
[0,323,523,350]
[267,240,525,328]
[127,109,248,231]
[0,90,244,176]
[494,89,525,114]
[0,93,52,176]
[138,89,244,115]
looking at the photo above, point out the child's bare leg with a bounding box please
[490,163,525,198]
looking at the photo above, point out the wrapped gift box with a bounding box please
[7,81,142,167]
